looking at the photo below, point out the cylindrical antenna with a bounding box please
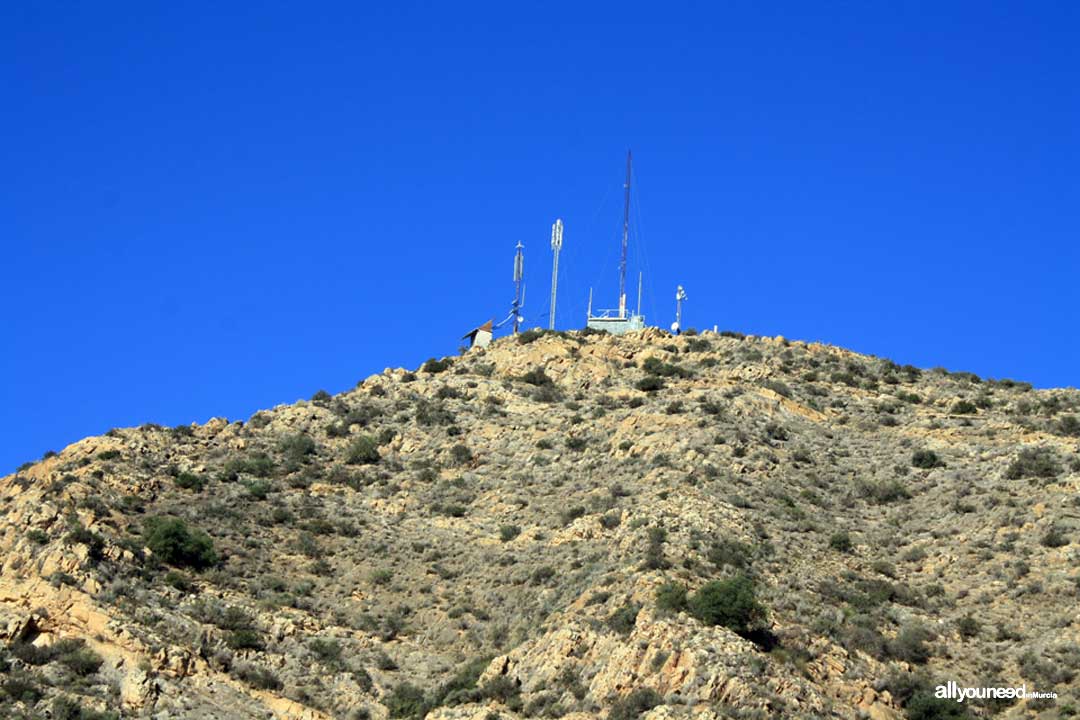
[512,241,525,334]
[549,219,563,330]
[673,285,687,334]
[619,150,631,319]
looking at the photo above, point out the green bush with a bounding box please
[829,530,854,553]
[431,655,491,707]
[52,697,119,720]
[565,436,588,451]
[12,639,102,677]
[143,516,217,570]
[370,568,394,585]
[904,691,969,720]
[450,444,473,465]
[226,629,265,651]
[951,400,977,414]
[164,570,194,592]
[499,525,521,542]
[655,582,688,614]
[707,537,752,570]
[559,506,586,526]
[58,645,104,676]
[221,453,275,480]
[66,526,105,562]
[687,574,764,634]
[174,472,205,491]
[635,376,665,392]
[244,480,272,499]
[606,602,641,635]
[600,511,622,529]
[280,433,316,461]
[911,450,945,469]
[517,329,545,344]
[956,614,980,639]
[762,379,792,398]
[387,682,430,719]
[608,688,663,720]
[422,357,452,373]
[1,671,42,704]
[1055,414,1080,437]
[480,675,522,707]
[51,697,120,720]
[1041,524,1069,548]
[642,527,669,570]
[642,357,691,378]
[309,638,343,668]
[889,624,934,664]
[346,436,380,465]
[1004,447,1060,480]
[856,478,910,503]
[519,368,553,386]
[234,662,282,690]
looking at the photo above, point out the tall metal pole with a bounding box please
[512,241,524,334]
[675,285,687,334]
[619,150,631,318]
[549,219,563,330]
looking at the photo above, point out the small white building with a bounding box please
[462,320,493,349]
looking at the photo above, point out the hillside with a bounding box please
[1,328,1078,720]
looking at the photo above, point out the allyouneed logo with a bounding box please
[935,681,1057,703]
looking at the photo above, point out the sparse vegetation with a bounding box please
[1,329,1072,719]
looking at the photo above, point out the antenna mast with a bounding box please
[512,241,525,334]
[549,219,563,330]
[619,150,631,318]
[673,285,687,334]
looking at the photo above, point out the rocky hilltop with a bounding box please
[1,328,1078,720]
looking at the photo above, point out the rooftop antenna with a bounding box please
[619,150,631,318]
[672,285,687,334]
[549,219,563,330]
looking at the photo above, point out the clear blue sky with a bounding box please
[2,2,1077,472]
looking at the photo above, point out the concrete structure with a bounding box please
[586,311,646,334]
[462,320,493,349]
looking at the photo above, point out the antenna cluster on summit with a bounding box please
[464,151,682,349]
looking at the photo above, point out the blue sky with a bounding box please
[2,2,1077,472]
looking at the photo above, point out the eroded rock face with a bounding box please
[1,329,1077,718]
